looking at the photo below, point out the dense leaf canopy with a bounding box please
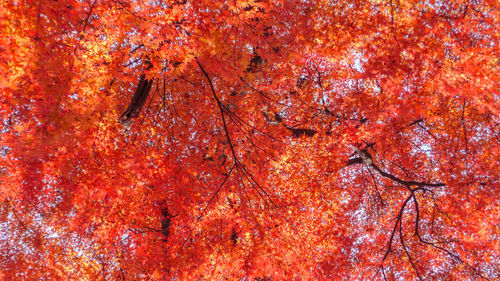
[0,0,498,280]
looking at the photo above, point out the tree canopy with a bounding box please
[0,0,498,280]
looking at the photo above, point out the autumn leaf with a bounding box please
[0,0,498,280]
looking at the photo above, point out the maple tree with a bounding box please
[0,0,499,280]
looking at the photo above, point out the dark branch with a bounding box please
[119,61,154,124]
[399,216,423,280]
[196,59,238,162]
[369,163,445,188]
[347,152,445,189]
[383,195,412,261]
[286,126,317,138]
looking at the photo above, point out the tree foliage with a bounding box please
[0,0,498,280]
